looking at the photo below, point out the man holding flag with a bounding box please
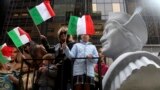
[7,27,31,90]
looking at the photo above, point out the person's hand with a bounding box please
[50,65,57,69]
[86,54,93,59]
[56,63,61,66]
[4,64,11,70]
[61,42,67,49]
[39,66,47,72]
[8,74,15,81]
[40,35,47,40]
[8,74,19,84]
[22,54,26,59]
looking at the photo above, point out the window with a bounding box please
[112,3,120,12]
[13,13,19,17]
[54,4,75,16]
[92,4,97,12]
[21,13,28,16]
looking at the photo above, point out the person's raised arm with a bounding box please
[40,35,55,53]
[62,42,77,60]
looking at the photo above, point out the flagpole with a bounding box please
[34,24,42,36]
[77,35,79,42]
[7,32,29,82]
[17,47,31,90]
[7,26,32,89]
[27,8,41,36]
[16,48,24,90]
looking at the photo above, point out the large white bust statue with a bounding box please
[101,8,160,90]
[100,8,148,60]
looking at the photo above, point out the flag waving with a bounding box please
[68,15,95,35]
[8,27,31,48]
[0,43,13,64]
[28,1,55,25]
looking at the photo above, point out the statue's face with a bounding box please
[100,22,129,58]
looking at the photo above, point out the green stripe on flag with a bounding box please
[0,52,9,64]
[68,16,78,35]
[8,30,23,47]
[28,7,43,25]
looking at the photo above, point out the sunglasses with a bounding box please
[60,32,67,35]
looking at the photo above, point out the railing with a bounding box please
[19,57,102,90]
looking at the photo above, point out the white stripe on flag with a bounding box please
[77,16,86,35]
[14,27,30,45]
[36,2,51,21]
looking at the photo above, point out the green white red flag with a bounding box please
[0,43,13,64]
[68,15,95,35]
[8,27,31,48]
[28,1,55,25]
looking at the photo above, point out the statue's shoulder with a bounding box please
[103,51,160,90]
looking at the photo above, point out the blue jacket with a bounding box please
[64,41,99,77]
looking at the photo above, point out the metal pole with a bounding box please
[85,0,87,14]
[98,58,102,90]
[123,0,128,13]
[17,48,24,90]
[25,67,30,90]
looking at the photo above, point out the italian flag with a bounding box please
[28,1,55,25]
[8,27,31,48]
[0,43,13,64]
[68,15,95,35]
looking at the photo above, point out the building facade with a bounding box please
[0,0,125,45]
[1,0,160,52]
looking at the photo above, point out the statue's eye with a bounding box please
[103,27,108,35]
[105,29,109,34]
[104,24,113,34]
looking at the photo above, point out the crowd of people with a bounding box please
[0,26,109,90]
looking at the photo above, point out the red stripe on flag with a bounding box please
[1,45,13,57]
[18,27,31,41]
[85,15,95,35]
[44,0,50,1]
[44,1,55,17]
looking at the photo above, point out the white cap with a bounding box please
[123,8,148,48]
[107,8,148,49]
